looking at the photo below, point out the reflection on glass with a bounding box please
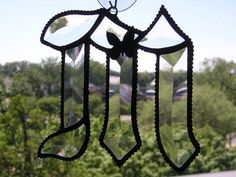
[159,48,195,167]
[42,125,86,158]
[64,45,84,128]
[45,15,98,46]
[49,17,68,33]
[104,55,136,160]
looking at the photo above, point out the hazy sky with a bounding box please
[0,0,235,70]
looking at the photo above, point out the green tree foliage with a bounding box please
[89,93,104,116]
[0,58,236,176]
[188,125,236,173]
[0,95,35,176]
[37,96,60,116]
[195,58,236,105]
[10,73,34,96]
[40,58,61,96]
[193,84,236,136]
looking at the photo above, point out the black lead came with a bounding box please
[37,4,200,172]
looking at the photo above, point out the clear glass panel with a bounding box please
[41,45,86,158]
[42,125,86,157]
[159,48,195,167]
[89,46,106,117]
[89,46,106,87]
[137,50,156,134]
[44,15,98,46]
[140,16,184,49]
[98,0,137,12]
[64,45,84,128]
[104,55,136,160]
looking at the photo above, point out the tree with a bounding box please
[40,57,61,96]
[195,58,236,105]
[10,73,33,96]
[193,84,236,136]
[37,96,59,116]
[1,96,35,176]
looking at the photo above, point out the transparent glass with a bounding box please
[89,46,106,87]
[159,47,195,167]
[41,45,86,158]
[42,126,86,157]
[140,16,184,49]
[104,55,136,160]
[137,50,156,134]
[44,15,98,46]
[64,45,84,128]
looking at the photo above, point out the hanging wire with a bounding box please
[109,0,117,7]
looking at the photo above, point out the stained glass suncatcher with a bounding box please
[37,3,200,171]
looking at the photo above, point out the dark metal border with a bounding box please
[149,6,200,172]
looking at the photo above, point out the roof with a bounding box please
[110,75,120,85]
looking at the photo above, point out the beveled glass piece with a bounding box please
[104,55,136,160]
[159,48,195,167]
[137,50,156,133]
[162,48,185,66]
[89,45,107,83]
[40,45,87,158]
[41,125,86,158]
[64,45,84,128]
[140,16,184,49]
[44,15,98,47]
[38,43,91,160]
[137,50,156,73]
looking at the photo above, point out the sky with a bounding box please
[0,0,236,71]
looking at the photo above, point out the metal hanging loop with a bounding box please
[97,0,137,13]
[108,0,118,15]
